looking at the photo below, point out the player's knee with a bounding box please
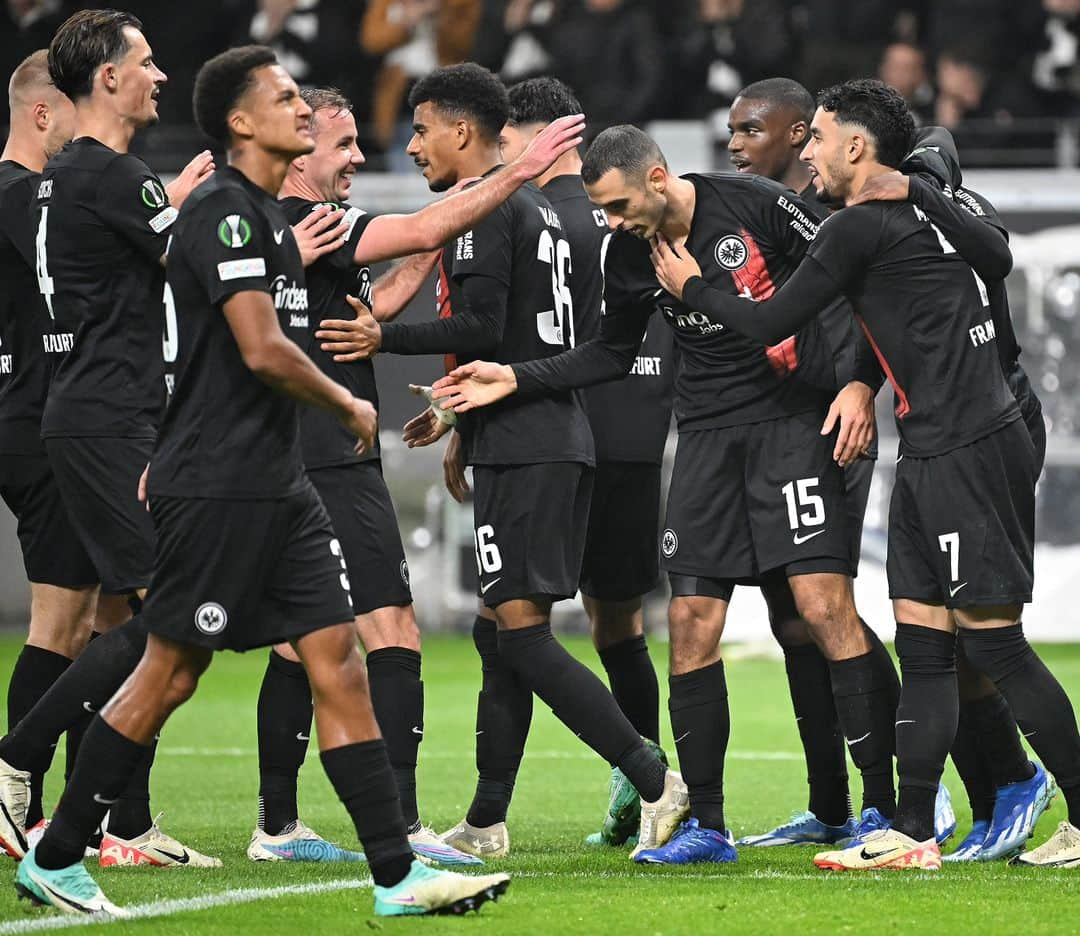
[161,663,203,710]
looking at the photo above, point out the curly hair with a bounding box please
[817,78,915,168]
[507,77,581,126]
[407,63,509,141]
[192,45,278,146]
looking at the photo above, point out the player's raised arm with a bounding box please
[352,113,586,264]
[223,290,377,452]
[850,172,1012,282]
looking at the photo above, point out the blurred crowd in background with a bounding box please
[4,0,1080,169]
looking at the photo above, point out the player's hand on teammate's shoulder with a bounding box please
[342,397,378,453]
[849,170,909,207]
[650,235,701,300]
[317,295,381,361]
[822,380,876,468]
[292,204,347,266]
[442,429,470,503]
[164,150,215,209]
[509,112,586,180]
[430,361,517,412]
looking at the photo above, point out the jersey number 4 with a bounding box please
[536,230,574,347]
[35,208,55,319]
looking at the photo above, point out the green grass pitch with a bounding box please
[0,633,1077,933]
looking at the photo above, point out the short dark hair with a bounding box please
[736,77,815,125]
[817,78,915,168]
[507,77,581,126]
[581,125,667,186]
[407,63,508,141]
[193,45,278,146]
[9,49,54,110]
[48,8,143,101]
[302,86,351,118]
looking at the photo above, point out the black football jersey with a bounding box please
[606,173,832,431]
[808,202,1019,456]
[279,197,379,468]
[35,138,173,439]
[0,161,69,454]
[951,186,1022,372]
[440,181,594,466]
[542,174,673,465]
[149,166,311,499]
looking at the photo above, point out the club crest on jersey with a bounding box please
[194,602,227,635]
[141,178,167,209]
[218,214,252,248]
[661,528,679,558]
[714,235,749,271]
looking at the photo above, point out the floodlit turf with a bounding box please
[0,634,1077,933]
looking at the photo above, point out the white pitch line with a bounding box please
[163,748,803,762]
[0,877,372,934]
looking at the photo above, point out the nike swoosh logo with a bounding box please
[948,582,967,597]
[1022,729,1038,738]
[152,846,190,864]
[674,731,691,744]
[847,731,871,745]
[296,733,310,742]
[82,701,96,713]
[479,577,501,595]
[896,454,905,463]
[273,229,285,244]
[860,846,897,861]
[793,529,825,545]
[895,719,916,726]
[411,726,423,736]
[93,793,118,806]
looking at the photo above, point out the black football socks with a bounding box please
[892,624,957,842]
[781,643,850,826]
[321,740,413,887]
[106,739,158,840]
[960,624,1080,825]
[256,650,313,835]
[829,647,898,819]
[0,618,147,775]
[466,618,532,828]
[36,717,150,870]
[669,661,729,833]
[6,645,71,827]
[497,623,666,803]
[366,647,424,830]
[598,635,661,744]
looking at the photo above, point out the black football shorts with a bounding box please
[471,461,593,606]
[1007,362,1046,475]
[887,418,1035,609]
[0,452,98,588]
[142,482,354,651]
[842,455,875,576]
[44,436,155,593]
[663,411,852,593]
[579,461,662,602]
[307,461,412,615]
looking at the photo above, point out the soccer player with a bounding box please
[647,78,1080,871]
[854,165,1056,862]
[316,63,688,859]
[1,9,216,867]
[251,84,584,865]
[429,125,901,866]
[0,50,98,852]
[471,76,674,849]
[14,45,512,917]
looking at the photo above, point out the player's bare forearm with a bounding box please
[354,113,584,263]
[371,250,441,321]
[246,335,354,414]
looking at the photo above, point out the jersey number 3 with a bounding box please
[536,230,574,347]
